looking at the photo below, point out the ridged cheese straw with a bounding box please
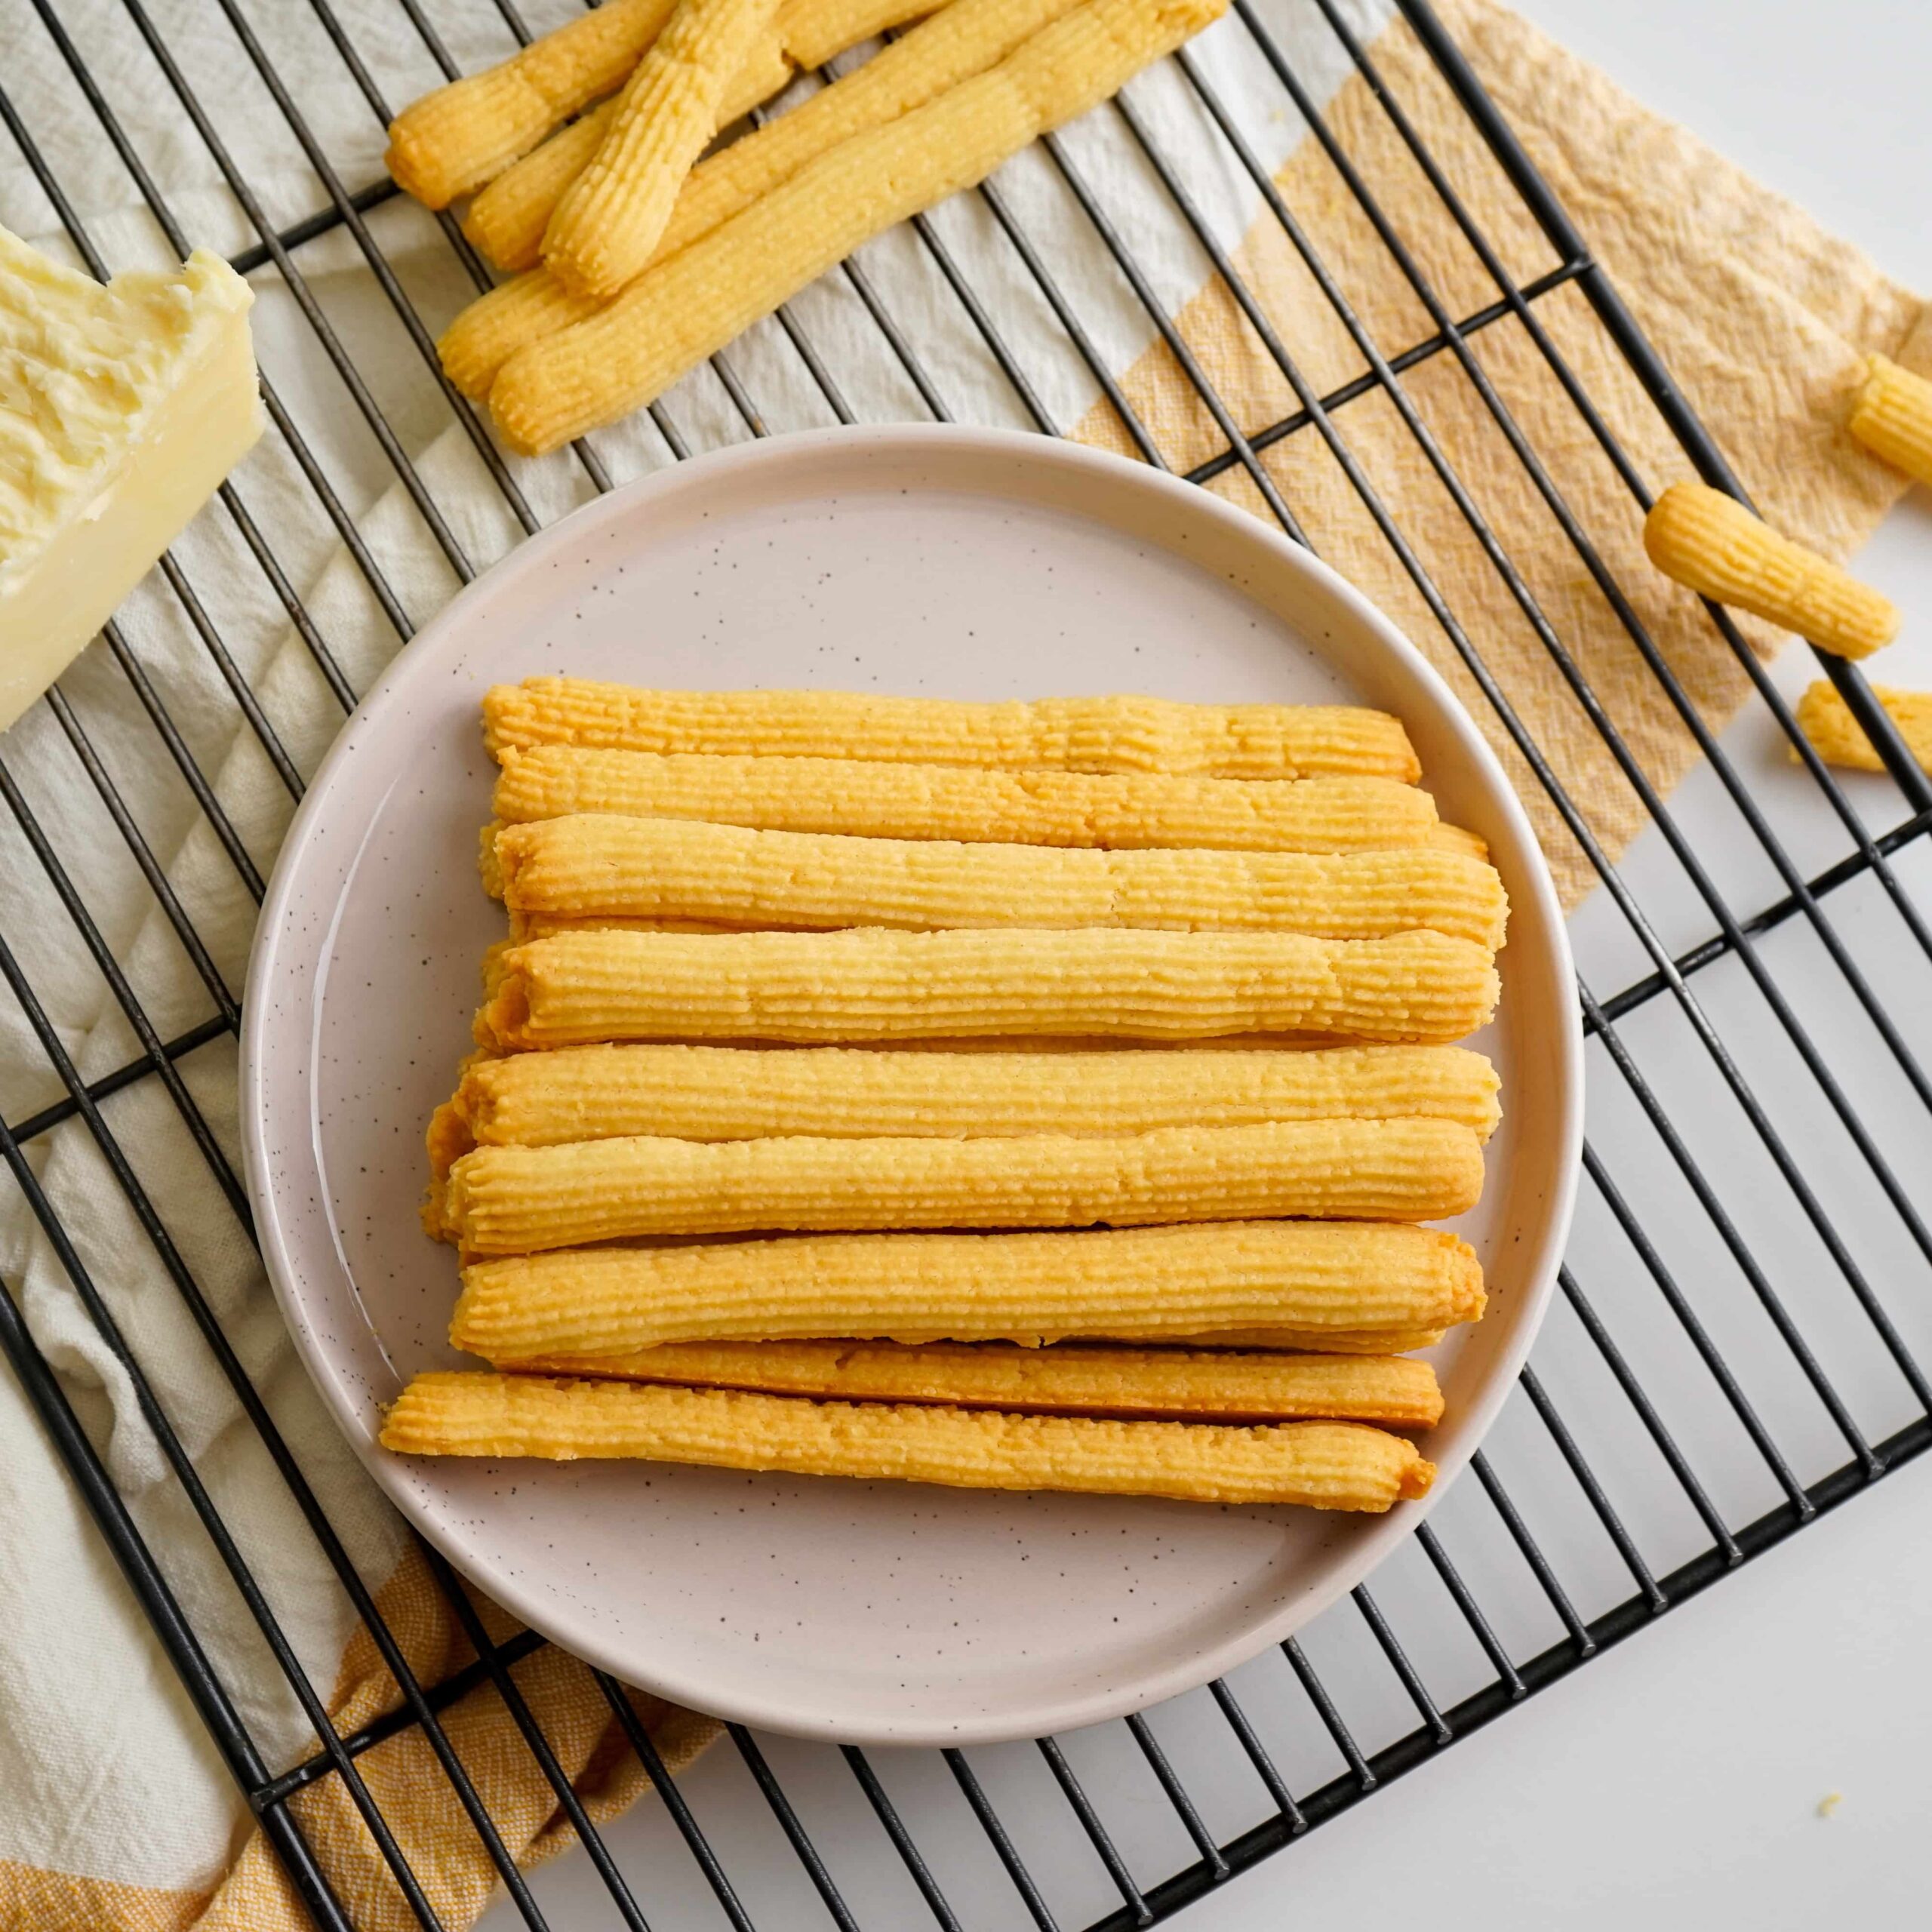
[451,0,1089,381]
[442,1115,1484,1252]
[1847,355,1932,488]
[483,680,1419,780]
[542,0,786,300]
[476,927,1500,1050]
[492,745,1452,851]
[381,1373,1435,1509]
[1643,481,1898,660]
[451,1220,1484,1352]
[1793,680,1932,775]
[488,0,1229,451]
[491,816,1509,947]
[447,1041,1501,1158]
[481,1340,1446,1426]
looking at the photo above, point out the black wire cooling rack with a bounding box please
[2,0,1930,1926]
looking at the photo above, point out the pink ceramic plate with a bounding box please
[241,426,1580,1744]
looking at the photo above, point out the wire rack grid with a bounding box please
[1,0,1930,1926]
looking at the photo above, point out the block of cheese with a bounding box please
[0,226,265,734]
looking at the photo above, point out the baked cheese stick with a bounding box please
[1793,679,1932,775]
[1643,481,1898,660]
[543,0,786,300]
[386,0,930,210]
[1847,355,1932,487]
[487,0,1229,452]
[491,745,1456,851]
[488,815,1510,947]
[451,0,1091,377]
[450,1220,1485,1353]
[441,1115,1484,1252]
[380,1374,1436,1509]
[478,1339,1445,1426]
[475,928,1500,1049]
[482,680,1420,780]
[441,1041,1501,1164]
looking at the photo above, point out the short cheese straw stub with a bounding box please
[542,0,785,300]
[492,746,1449,851]
[482,680,1420,780]
[441,1115,1485,1251]
[475,926,1500,1050]
[1847,355,1932,488]
[385,0,679,208]
[487,0,1229,451]
[1643,481,1899,660]
[485,1340,1447,1426]
[1793,680,1932,775]
[490,814,1510,947]
[448,1041,1502,1154]
[450,1220,1487,1353]
[380,1373,1435,1509]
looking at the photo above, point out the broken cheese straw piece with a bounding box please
[542,0,786,302]
[477,927,1499,1049]
[451,1221,1485,1353]
[482,680,1420,780]
[481,1340,1447,1427]
[386,0,679,209]
[441,1116,1485,1253]
[1642,481,1898,661]
[1848,354,1932,488]
[380,1374,1435,1510]
[448,1041,1502,1158]
[491,815,1510,947]
[1793,680,1932,775]
[489,0,1228,452]
[492,745,1454,851]
[452,0,1089,383]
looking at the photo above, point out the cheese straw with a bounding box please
[487,0,1229,451]
[380,1374,1436,1509]
[478,1339,1446,1426]
[451,0,1091,374]
[449,1219,1484,1354]
[438,1042,1500,1167]
[491,745,1459,853]
[1793,680,1932,776]
[482,679,1420,780]
[489,815,1511,947]
[475,927,1501,1050]
[542,0,785,300]
[1643,481,1898,660]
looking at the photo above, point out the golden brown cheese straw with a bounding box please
[484,1340,1446,1427]
[382,1373,1435,1509]
[484,679,1418,780]
[448,1041,1501,1160]
[491,815,1510,947]
[444,1115,1484,1251]
[451,1220,1484,1352]
[488,0,1229,451]
[1792,680,1932,775]
[1847,355,1932,487]
[449,0,1090,382]
[492,745,1453,853]
[542,0,785,300]
[1642,481,1899,660]
[386,0,680,209]
[476,926,1500,1049]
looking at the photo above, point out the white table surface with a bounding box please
[482,4,1932,1924]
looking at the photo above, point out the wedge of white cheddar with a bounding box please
[0,226,265,734]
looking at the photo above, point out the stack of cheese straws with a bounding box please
[383,683,1508,1513]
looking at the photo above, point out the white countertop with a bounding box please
[481,5,1932,1925]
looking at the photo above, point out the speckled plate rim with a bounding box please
[241,424,1581,1745]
